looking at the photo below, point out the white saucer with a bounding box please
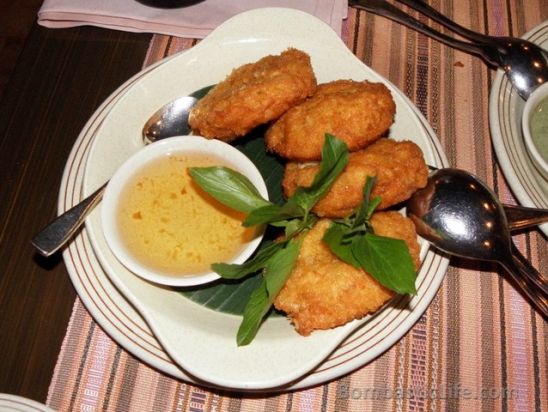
[489,21,548,236]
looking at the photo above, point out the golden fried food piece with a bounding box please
[188,48,316,141]
[274,212,421,335]
[265,79,396,161]
[282,139,428,218]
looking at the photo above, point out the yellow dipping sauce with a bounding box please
[117,153,255,276]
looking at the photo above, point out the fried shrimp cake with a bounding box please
[265,79,396,161]
[188,48,316,141]
[282,139,428,218]
[274,213,421,335]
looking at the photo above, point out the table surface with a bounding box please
[0,23,152,402]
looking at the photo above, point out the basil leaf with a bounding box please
[274,215,319,238]
[353,176,377,228]
[366,197,382,221]
[243,202,304,227]
[236,280,270,346]
[211,241,284,279]
[236,238,302,346]
[272,218,313,238]
[352,233,416,294]
[289,134,348,213]
[189,166,270,213]
[322,222,361,268]
[322,175,417,296]
[283,219,302,238]
[263,238,302,298]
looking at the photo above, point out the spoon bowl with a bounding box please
[142,96,198,144]
[407,168,547,317]
[495,38,548,100]
[407,168,510,261]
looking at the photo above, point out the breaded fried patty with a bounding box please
[265,80,396,161]
[188,48,316,141]
[274,213,421,335]
[282,139,428,218]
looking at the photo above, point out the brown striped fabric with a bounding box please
[47,2,547,411]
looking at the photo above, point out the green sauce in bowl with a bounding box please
[531,96,548,162]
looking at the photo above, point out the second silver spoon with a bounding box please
[407,168,547,318]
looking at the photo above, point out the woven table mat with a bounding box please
[47,3,547,411]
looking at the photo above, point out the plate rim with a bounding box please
[0,394,55,412]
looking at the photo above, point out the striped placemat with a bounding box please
[47,3,547,411]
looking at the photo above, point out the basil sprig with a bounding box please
[190,134,349,345]
[322,177,417,295]
[190,135,417,345]
[244,134,348,227]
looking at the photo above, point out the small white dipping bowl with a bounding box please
[522,82,548,181]
[101,135,268,287]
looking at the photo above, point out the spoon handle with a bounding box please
[509,243,548,296]
[504,204,548,231]
[501,243,548,318]
[349,0,496,65]
[31,183,107,257]
[394,0,494,44]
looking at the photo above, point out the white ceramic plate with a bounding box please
[0,394,54,412]
[489,21,548,236]
[62,8,449,391]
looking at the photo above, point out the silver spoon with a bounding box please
[350,0,548,100]
[425,167,548,231]
[32,95,198,257]
[407,168,547,318]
